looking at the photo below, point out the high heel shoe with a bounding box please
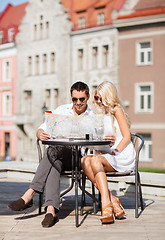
[111,196,125,219]
[100,203,114,224]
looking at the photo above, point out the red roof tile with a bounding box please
[118,7,165,20]
[117,0,165,20]
[135,0,165,11]
[0,2,28,29]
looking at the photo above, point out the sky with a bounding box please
[0,0,29,13]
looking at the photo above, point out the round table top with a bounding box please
[42,138,111,146]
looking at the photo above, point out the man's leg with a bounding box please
[44,146,72,210]
[8,146,63,212]
[44,159,62,212]
[41,146,72,227]
[30,147,55,193]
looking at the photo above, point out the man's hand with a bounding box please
[105,135,115,147]
[36,129,51,140]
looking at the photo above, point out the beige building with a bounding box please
[15,0,72,161]
[115,0,165,168]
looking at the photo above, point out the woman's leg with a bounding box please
[90,155,115,208]
[81,155,98,188]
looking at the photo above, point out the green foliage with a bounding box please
[139,167,165,174]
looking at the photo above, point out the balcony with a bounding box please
[14,113,34,125]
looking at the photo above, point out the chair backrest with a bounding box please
[131,133,144,171]
[106,133,144,176]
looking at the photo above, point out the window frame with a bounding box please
[136,40,153,66]
[0,31,3,44]
[135,82,154,113]
[78,16,86,29]
[2,92,12,116]
[8,28,14,42]
[2,59,11,82]
[102,45,109,68]
[92,46,98,69]
[97,12,105,25]
[77,48,84,71]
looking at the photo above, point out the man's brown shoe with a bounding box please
[41,213,57,228]
[8,198,33,211]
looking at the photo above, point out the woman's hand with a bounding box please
[105,135,116,147]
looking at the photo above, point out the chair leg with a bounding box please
[135,172,138,218]
[92,183,97,214]
[98,192,101,211]
[80,172,86,215]
[39,192,43,215]
[138,172,144,210]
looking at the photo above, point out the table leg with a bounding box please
[75,146,79,227]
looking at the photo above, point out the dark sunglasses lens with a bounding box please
[72,98,77,102]
[72,97,85,103]
[94,96,102,102]
[79,98,85,102]
[94,96,99,101]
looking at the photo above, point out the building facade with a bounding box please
[15,0,72,161]
[0,3,27,161]
[115,0,165,168]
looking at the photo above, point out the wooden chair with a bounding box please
[81,133,144,218]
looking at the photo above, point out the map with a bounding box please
[45,112,105,139]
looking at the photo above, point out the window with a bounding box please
[97,13,105,25]
[46,22,49,38]
[45,89,51,109]
[50,52,55,73]
[8,28,14,42]
[3,93,12,116]
[0,31,3,44]
[137,41,152,65]
[34,24,37,40]
[92,46,98,69]
[139,134,152,162]
[5,132,10,157]
[35,55,39,75]
[43,54,47,74]
[24,91,32,113]
[40,23,43,39]
[3,60,11,82]
[102,45,109,67]
[45,89,58,109]
[78,17,85,29]
[136,83,153,113]
[77,49,83,71]
[28,56,32,76]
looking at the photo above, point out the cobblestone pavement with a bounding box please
[0,178,165,240]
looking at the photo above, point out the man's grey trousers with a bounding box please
[30,146,72,211]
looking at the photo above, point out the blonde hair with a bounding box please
[93,81,130,131]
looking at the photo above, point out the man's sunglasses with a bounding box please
[94,95,102,102]
[72,97,86,103]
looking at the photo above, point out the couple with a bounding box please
[8,81,135,226]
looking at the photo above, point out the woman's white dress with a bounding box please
[100,114,136,172]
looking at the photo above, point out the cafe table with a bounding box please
[42,137,111,227]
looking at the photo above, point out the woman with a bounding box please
[81,81,136,224]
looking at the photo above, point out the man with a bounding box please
[8,82,93,228]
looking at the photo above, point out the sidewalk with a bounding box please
[0,177,165,240]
